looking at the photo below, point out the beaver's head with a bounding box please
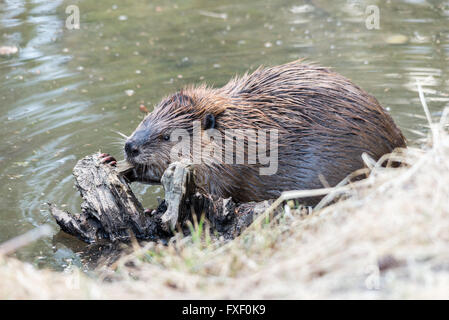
[124,89,225,182]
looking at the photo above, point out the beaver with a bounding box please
[102,60,406,205]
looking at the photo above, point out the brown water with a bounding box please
[0,0,448,271]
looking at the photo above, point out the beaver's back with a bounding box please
[210,60,406,204]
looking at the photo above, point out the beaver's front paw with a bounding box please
[144,208,156,215]
[99,153,117,166]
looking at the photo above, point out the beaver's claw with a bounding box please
[99,153,117,166]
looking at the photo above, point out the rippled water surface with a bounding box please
[0,0,448,270]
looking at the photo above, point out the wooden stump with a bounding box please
[49,153,272,243]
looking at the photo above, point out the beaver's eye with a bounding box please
[163,133,170,141]
[203,113,216,130]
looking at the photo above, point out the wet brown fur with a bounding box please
[126,60,406,205]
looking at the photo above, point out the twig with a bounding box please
[417,80,438,145]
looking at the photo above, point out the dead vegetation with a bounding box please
[1,100,449,299]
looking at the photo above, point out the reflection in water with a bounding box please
[0,0,100,270]
[0,0,448,270]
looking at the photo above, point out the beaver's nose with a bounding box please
[125,141,140,158]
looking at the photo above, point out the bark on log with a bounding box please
[49,153,273,243]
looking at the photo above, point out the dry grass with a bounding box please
[1,104,449,299]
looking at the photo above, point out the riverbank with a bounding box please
[1,108,449,299]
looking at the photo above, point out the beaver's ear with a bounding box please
[202,113,215,130]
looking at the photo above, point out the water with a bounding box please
[0,0,448,271]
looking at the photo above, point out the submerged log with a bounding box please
[49,153,273,243]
